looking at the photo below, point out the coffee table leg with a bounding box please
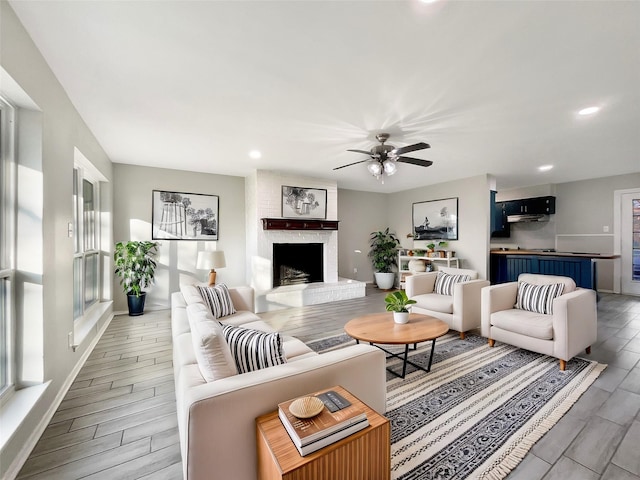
[401,344,410,378]
[426,338,437,371]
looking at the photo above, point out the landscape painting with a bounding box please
[412,197,458,241]
[152,190,219,240]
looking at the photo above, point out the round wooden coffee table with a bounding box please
[344,312,449,379]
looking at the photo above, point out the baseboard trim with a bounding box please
[4,312,115,480]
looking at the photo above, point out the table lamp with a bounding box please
[196,250,226,286]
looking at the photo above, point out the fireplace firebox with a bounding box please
[273,243,323,287]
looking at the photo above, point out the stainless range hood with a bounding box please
[507,214,550,223]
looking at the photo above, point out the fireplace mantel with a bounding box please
[261,218,339,231]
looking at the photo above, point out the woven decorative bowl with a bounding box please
[289,396,325,419]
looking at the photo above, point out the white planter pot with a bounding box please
[374,272,395,290]
[393,312,410,324]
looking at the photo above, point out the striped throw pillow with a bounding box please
[434,271,472,296]
[516,281,565,315]
[221,324,286,374]
[196,284,237,318]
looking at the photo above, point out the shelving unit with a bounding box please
[397,253,461,289]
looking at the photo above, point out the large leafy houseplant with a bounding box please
[114,241,159,315]
[369,228,400,273]
[114,241,159,296]
[369,228,400,289]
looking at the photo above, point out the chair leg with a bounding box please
[559,359,566,371]
[459,331,466,340]
[585,346,591,354]
[488,338,495,347]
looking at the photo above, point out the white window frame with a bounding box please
[0,96,16,399]
[73,151,104,323]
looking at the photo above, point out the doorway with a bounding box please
[616,188,640,295]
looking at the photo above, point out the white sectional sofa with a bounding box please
[171,277,387,480]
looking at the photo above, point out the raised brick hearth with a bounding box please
[246,170,365,312]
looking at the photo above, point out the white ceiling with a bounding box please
[8,0,640,193]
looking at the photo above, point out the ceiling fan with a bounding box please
[334,133,433,180]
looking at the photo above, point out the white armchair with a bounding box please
[481,273,597,370]
[405,267,490,339]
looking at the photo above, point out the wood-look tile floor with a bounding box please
[16,286,640,480]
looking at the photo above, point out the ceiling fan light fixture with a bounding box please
[367,160,382,177]
[383,159,397,175]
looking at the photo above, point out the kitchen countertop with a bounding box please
[490,249,619,259]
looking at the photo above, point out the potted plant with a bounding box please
[436,241,448,258]
[114,240,160,316]
[384,290,417,324]
[369,228,400,290]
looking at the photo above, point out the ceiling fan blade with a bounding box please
[333,159,370,170]
[397,156,433,167]
[393,142,431,155]
[346,149,374,155]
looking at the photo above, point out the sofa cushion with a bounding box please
[491,308,554,340]
[180,283,206,306]
[197,284,237,318]
[187,303,238,382]
[412,293,454,314]
[221,324,287,374]
[434,271,471,296]
[516,281,564,315]
[281,336,315,360]
[189,319,238,382]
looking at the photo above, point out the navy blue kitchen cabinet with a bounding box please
[490,254,596,290]
[490,191,510,238]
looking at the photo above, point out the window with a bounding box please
[0,96,15,396]
[633,198,640,282]
[73,160,101,321]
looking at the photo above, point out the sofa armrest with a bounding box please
[481,282,518,337]
[228,286,255,312]
[405,271,437,298]
[552,288,597,361]
[181,344,385,480]
[452,279,490,332]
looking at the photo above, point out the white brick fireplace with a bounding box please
[246,170,365,312]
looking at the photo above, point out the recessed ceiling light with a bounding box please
[249,150,262,159]
[578,106,600,116]
[538,165,553,172]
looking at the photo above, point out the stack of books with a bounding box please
[278,389,369,456]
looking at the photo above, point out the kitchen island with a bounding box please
[490,249,619,290]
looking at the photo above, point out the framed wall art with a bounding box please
[412,197,458,241]
[152,190,219,240]
[281,186,327,219]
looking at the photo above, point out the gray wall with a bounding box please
[339,175,493,282]
[555,173,640,235]
[388,175,493,279]
[112,164,246,311]
[337,189,388,282]
[1,2,113,477]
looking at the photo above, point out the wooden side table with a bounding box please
[256,386,390,480]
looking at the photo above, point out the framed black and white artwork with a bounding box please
[281,186,327,219]
[152,190,219,240]
[412,197,458,241]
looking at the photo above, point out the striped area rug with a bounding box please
[307,333,606,480]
